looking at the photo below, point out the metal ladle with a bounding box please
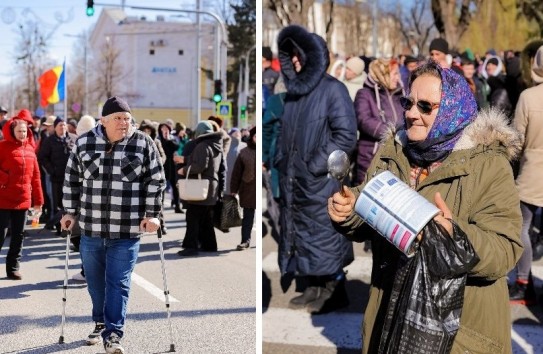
[327,150,350,197]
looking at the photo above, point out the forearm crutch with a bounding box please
[157,227,176,352]
[59,229,71,344]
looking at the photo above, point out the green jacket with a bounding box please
[336,108,523,354]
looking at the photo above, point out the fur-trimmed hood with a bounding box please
[386,107,521,161]
[277,25,330,96]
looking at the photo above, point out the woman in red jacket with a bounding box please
[0,109,44,280]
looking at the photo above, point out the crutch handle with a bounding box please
[60,230,71,238]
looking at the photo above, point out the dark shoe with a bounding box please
[174,207,184,214]
[7,271,22,280]
[289,286,320,309]
[307,275,349,314]
[509,279,536,305]
[177,248,199,257]
[237,242,250,250]
[86,322,105,345]
[104,333,124,354]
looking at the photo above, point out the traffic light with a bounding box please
[240,105,247,119]
[247,96,255,111]
[86,0,95,17]
[213,79,222,103]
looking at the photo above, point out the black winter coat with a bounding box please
[275,25,357,276]
[180,131,223,206]
[38,132,77,183]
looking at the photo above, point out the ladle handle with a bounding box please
[339,183,347,197]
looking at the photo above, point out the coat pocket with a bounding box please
[121,155,143,182]
[81,153,101,180]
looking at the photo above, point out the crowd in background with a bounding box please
[0,107,257,282]
[263,32,543,312]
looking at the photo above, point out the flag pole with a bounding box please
[63,59,68,120]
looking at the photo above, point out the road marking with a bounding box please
[131,272,180,303]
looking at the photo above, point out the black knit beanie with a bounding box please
[53,117,65,128]
[102,96,131,117]
[487,57,499,66]
[429,38,449,55]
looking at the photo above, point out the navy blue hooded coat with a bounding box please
[275,25,357,276]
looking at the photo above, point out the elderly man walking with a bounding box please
[61,96,165,354]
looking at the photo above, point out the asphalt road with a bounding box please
[0,203,256,354]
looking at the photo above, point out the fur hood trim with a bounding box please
[278,25,329,96]
[386,107,521,161]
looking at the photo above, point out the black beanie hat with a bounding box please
[102,96,131,117]
[429,38,449,55]
[487,57,499,66]
[53,117,65,128]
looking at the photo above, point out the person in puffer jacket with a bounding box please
[274,25,357,314]
[0,109,44,280]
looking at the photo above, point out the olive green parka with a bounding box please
[335,108,523,354]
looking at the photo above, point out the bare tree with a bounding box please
[431,0,484,49]
[321,0,336,44]
[93,36,126,102]
[392,0,435,55]
[6,7,73,113]
[517,0,543,37]
[336,2,371,56]
[66,31,89,118]
[14,20,48,112]
[266,0,315,27]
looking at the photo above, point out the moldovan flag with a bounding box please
[38,63,65,107]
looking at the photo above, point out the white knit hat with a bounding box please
[346,57,365,76]
[76,115,96,135]
[532,45,543,84]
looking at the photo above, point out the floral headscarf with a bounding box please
[405,65,478,166]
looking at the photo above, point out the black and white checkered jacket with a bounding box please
[63,124,166,239]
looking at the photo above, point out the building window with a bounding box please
[150,49,155,55]
[178,50,184,55]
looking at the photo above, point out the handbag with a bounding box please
[213,195,243,232]
[177,166,209,201]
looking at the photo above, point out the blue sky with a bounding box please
[0,0,230,85]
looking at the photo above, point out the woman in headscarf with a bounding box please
[328,60,523,353]
[0,109,44,280]
[354,58,404,184]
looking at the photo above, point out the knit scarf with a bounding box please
[405,67,477,167]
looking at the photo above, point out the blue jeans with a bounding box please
[80,236,140,339]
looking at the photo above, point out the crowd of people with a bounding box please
[263,24,543,353]
[0,95,256,354]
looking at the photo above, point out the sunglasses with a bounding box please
[400,96,440,115]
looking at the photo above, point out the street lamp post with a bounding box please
[244,45,255,112]
[65,33,88,115]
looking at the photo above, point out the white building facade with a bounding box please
[89,8,218,127]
